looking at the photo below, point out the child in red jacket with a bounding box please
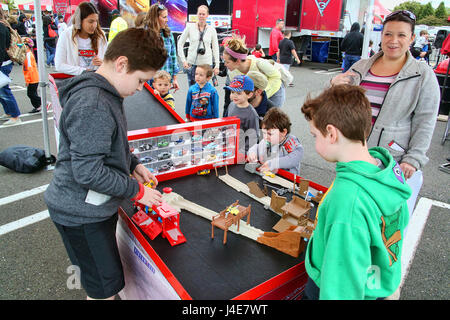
[22,37,41,113]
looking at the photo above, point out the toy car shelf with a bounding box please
[128,117,241,182]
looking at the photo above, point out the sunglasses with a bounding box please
[158,4,166,11]
[386,10,416,22]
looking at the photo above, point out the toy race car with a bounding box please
[157,151,172,160]
[264,171,275,178]
[158,140,169,148]
[139,156,155,164]
[139,143,153,152]
[159,164,172,172]
[197,169,210,175]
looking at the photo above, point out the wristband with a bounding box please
[131,182,145,201]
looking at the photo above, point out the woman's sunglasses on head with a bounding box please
[386,10,416,22]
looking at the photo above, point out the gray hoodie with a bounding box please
[349,50,440,171]
[44,72,140,226]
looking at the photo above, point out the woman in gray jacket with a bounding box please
[331,10,440,217]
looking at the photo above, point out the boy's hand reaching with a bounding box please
[138,186,162,207]
[247,153,258,163]
[259,162,271,173]
[132,163,158,187]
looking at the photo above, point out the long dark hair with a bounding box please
[143,3,171,38]
[71,2,106,54]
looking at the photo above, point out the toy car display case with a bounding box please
[128,117,241,182]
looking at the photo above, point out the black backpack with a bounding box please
[0,145,53,173]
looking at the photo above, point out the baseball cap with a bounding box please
[246,71,268,91]
[225,75,254,92]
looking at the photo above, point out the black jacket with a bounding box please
[0,22,11,64]
[341,22,364,56]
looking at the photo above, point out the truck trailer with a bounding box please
[232,0,372,64]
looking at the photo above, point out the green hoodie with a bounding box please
[305,147,412,300]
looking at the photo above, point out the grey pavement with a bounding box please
[0,61,448,299]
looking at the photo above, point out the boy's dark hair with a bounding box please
[255,44,261,50]
[104,28,167,73]
[301,85,371,145]
[196,64,213,78]
[283,30,291,37]
[262,107,292,134]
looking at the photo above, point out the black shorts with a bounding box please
[53,214,125,299]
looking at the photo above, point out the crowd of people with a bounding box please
[0,2,442,301]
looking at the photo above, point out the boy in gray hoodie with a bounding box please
[44,28,167,300]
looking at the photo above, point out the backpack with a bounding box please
[265,59,294,86]
[0,145,48,173]
[3,23,27,64]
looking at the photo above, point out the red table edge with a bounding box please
[118,207,193,300]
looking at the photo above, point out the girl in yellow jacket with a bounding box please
[22,37,41,113]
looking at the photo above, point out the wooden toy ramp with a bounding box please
[120,164,316,299]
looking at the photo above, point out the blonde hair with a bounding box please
[197,5,209,14]
[224,34,248,61]
[153,70,172,82]
[134,12,146,28]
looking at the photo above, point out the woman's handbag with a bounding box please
[0,70,11,88]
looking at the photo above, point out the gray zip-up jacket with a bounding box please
[44,72,140,226]
[350,50,440,170]
[248,134,303,175]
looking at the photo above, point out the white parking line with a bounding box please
[0,210,49,236]
[400,197,449,288]
[0,117,53,129]
[0,184,48,206]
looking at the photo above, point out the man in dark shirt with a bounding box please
[340,22,364,72]
[277,30,300,87]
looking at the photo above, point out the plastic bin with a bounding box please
[311,41,330,63]
[435,58,450,115]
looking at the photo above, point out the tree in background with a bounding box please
[393,1,449,26]
[434,2,447,20]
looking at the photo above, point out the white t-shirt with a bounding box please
[58,22,67,35]
[77,36,96,69]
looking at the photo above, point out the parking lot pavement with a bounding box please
[0,62,448,299]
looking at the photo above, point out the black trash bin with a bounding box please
[435,58,450,115]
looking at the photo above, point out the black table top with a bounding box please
[121,164,312,300]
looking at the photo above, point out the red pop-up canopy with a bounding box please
[17,0,53,11]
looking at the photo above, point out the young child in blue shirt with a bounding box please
[185,64,219,121]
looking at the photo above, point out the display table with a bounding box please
[117,163,324,300]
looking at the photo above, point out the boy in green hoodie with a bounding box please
[300,85,411,300]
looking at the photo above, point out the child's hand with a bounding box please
[138,186,162,207]
[132,163,158,187]
[153,89,160,96]
[247,153,258,163]
[259,162,270,172]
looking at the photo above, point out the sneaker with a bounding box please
[28,108,41,114]
[0,114,11,120]
[2,117,22,125]
[288,83,295,87]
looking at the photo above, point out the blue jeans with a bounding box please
[268,82,286,107]
[45,42,56,66]
[342,54,361,72]
[0,63,20,118]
